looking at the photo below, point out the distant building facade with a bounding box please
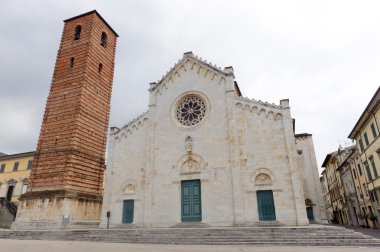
[322,149,348,224]
[348,149,374,227]
[320,170,333,222]
[0,152,35,203]
[349,86,380,227]
[336,147,360,226]
[321,146,377,227]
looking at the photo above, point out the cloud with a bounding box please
[0,0,379,173]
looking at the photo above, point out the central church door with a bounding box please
[181,180,202,222]
[257,190,276,221]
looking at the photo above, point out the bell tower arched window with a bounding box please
[74,25,81,40]
[101,32,107,47]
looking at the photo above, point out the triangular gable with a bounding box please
[150,52,233,93]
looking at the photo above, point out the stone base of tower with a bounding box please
[12,190,102,230]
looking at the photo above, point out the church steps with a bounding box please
[1,226,380,247]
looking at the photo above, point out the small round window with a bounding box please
[176,95,206,126]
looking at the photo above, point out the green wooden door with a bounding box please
[306,207,314,221]
[257,190,276,221]
[181,180,202,222]
[122,199,134,223]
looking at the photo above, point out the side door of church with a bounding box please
[306,206,314,221]
[181,180,202,222]
[257,190,276,221]
[122,199,134,224]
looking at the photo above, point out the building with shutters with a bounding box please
[0,151,35,204]
[349,86,380,226]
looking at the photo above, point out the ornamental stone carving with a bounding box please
[122,180,136,194]
[185,136,193,153]
[181,159,201,174]
[255,173,272,184]
[125,183,135,194]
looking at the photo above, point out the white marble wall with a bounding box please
[101,55,310,227]
[295,135,328,223]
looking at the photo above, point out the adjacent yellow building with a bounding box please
[0,151,35,204]
[349,86,380,220]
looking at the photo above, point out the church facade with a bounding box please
[100,52,325,228]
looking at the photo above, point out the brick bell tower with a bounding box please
[13,10,118,229]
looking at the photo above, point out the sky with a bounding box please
[0,0,379,174]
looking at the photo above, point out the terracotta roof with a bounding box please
[336,146,356,171]
[321,150,338,168]
[0,151,36,161]
[321,145,356,168]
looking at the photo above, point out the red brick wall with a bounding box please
[28,12,117,195]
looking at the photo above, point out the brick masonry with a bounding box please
[25,11,117,196]
[12,11,118,229]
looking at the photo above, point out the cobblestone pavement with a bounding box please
[1,240,380,252]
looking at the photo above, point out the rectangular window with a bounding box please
[374,191,379,202]
[358,186,364,199]
[353,169,357,179]
[364,132,370,146]
[13,162,19,171]
[371,123,378,138]
[371,191,375,202]
[21,183,28,194]
[27,160,33,170]
[370,156,378,178]
[365,162,373,181]
[357,164,362,176]
[359,139,365,152]
[0,164,5,173]
[363,183,368,196]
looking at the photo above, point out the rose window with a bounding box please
[176,96,206,126]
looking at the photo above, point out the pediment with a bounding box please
[150,52,233,95]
